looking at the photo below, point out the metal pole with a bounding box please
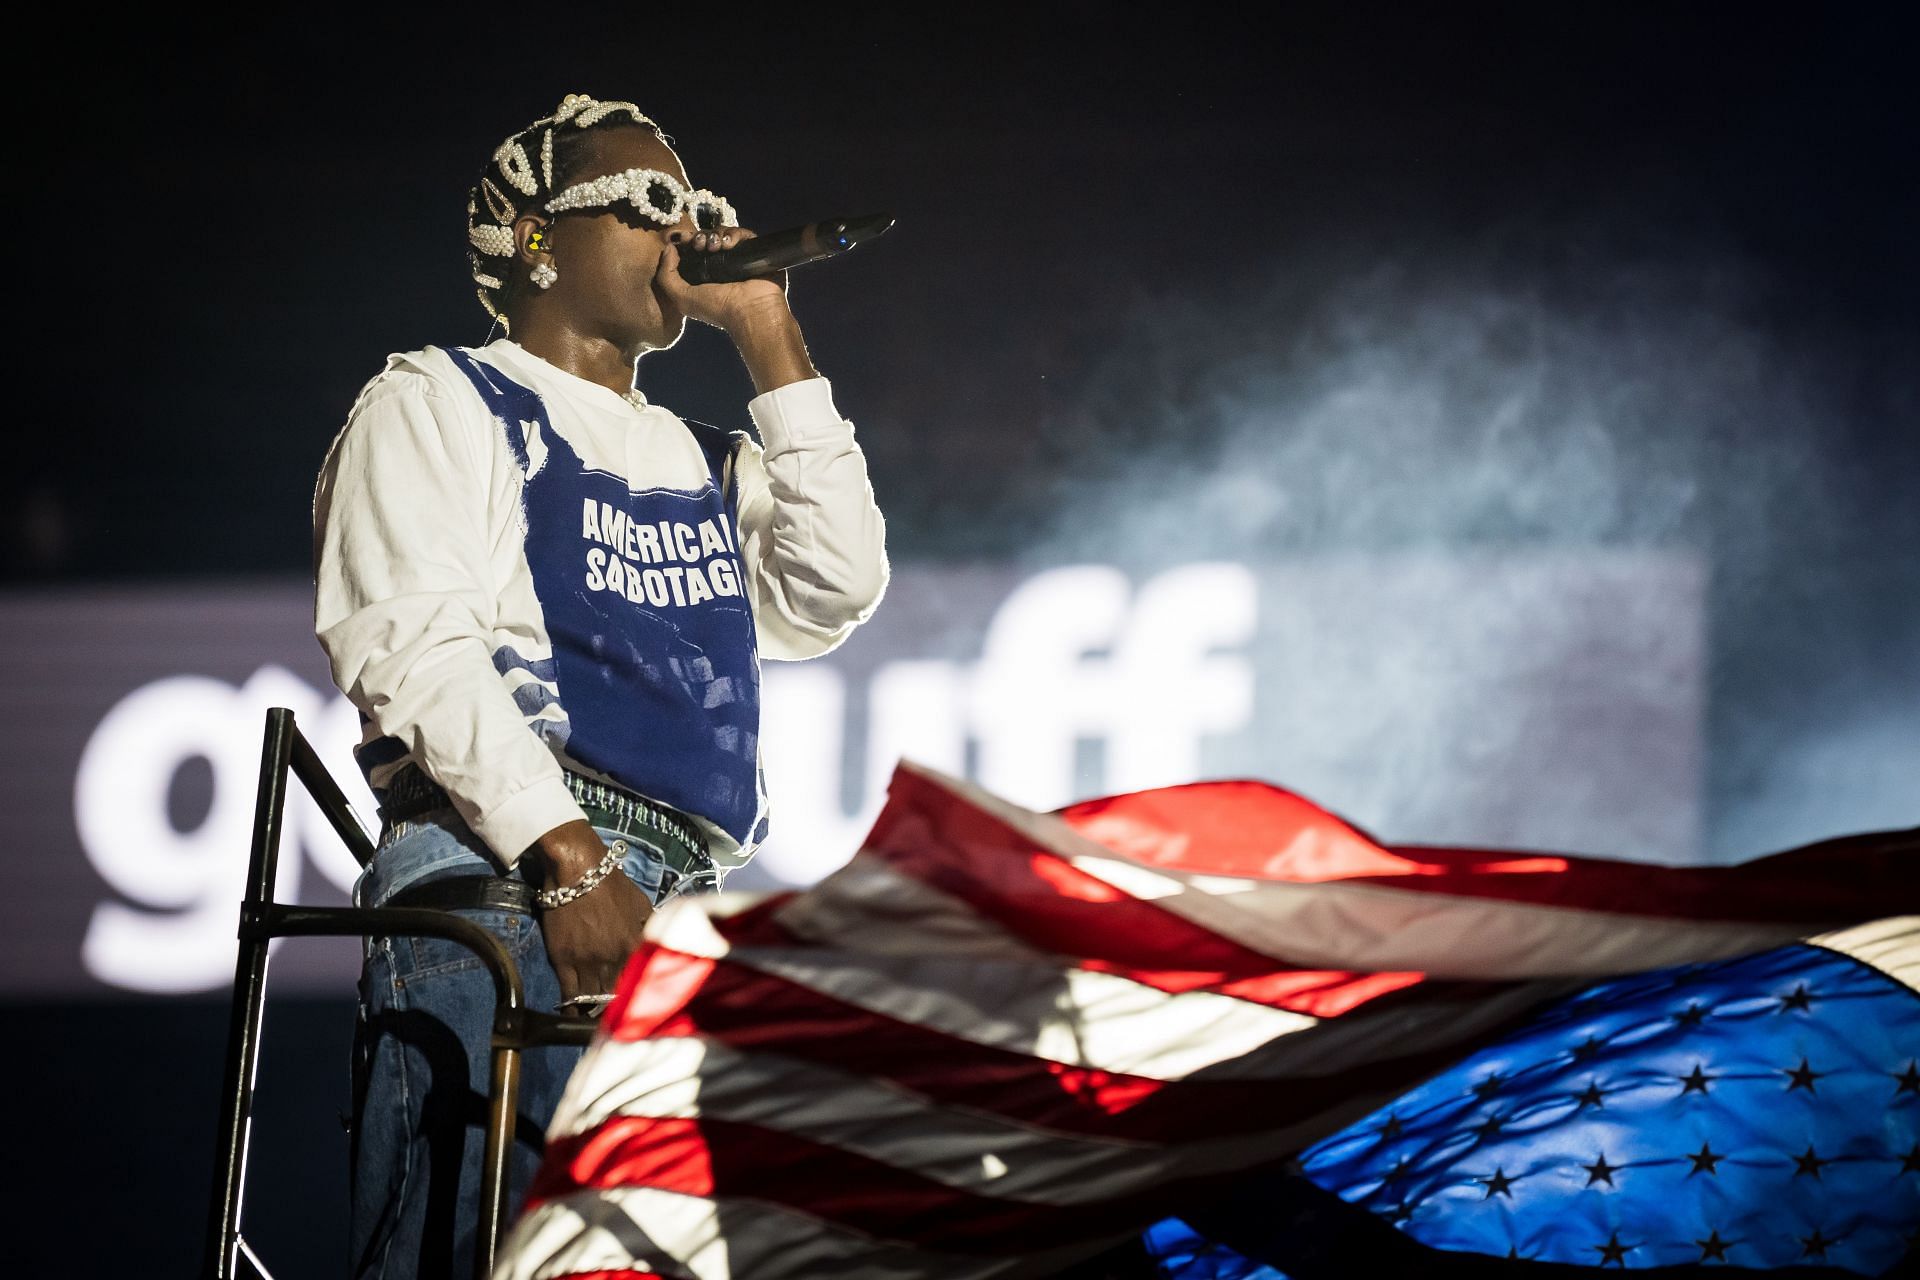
[289,731,378,868]
[204,711,590,1280]
[476,1040,525,1278]
[203,708,295,1280]
[260,905,534,1280]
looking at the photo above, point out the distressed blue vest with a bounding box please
[433,346,764,844]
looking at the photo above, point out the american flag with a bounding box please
[494,762,1919,1278]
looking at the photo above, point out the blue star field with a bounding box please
[1140,941,1919,1274]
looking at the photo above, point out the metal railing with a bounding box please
[203,708,594,1280]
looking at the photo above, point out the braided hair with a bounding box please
[466,93,668,329]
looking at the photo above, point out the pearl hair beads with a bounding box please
[493,140,539,197]
[467,224,515,257]
[467,93,700,321]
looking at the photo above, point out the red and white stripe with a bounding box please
[494,762,1919,1280]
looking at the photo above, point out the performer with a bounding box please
[312,92,889,1279]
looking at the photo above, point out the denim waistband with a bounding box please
[356,807,719,909]
[357,813,515,909]
[378,765,709,861]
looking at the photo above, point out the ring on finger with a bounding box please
[558,993,615,1010]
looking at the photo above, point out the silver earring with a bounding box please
[530,261,558,289]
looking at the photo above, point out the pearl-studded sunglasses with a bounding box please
[544,167,740,233]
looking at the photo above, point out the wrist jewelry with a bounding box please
[535,838,626,909]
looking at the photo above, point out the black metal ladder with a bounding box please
[203,707,593,1280]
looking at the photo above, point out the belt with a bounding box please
[378,763,711,869]
[384,874,538,915]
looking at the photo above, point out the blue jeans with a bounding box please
[347,808,714,1280]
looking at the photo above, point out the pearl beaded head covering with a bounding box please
[466,93,684,327]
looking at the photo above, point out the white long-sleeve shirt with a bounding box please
[312,337,888,870]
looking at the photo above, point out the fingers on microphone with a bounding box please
[669,227,749,250]
[689,228,749,251]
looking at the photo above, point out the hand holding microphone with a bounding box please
[654,214,894,389]
[674,214,895,284]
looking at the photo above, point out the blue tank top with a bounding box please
[442,346,764,844]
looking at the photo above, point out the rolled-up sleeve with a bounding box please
[737,376,890,660]
[312,371,586,864]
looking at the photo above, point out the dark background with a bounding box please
[11,4,1916,1274]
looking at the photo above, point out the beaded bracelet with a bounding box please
[535,838,627,910]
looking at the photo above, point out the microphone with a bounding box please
[675,214,895,285]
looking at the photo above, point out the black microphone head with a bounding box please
[673,215,895,285]
[830,214,896,248]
